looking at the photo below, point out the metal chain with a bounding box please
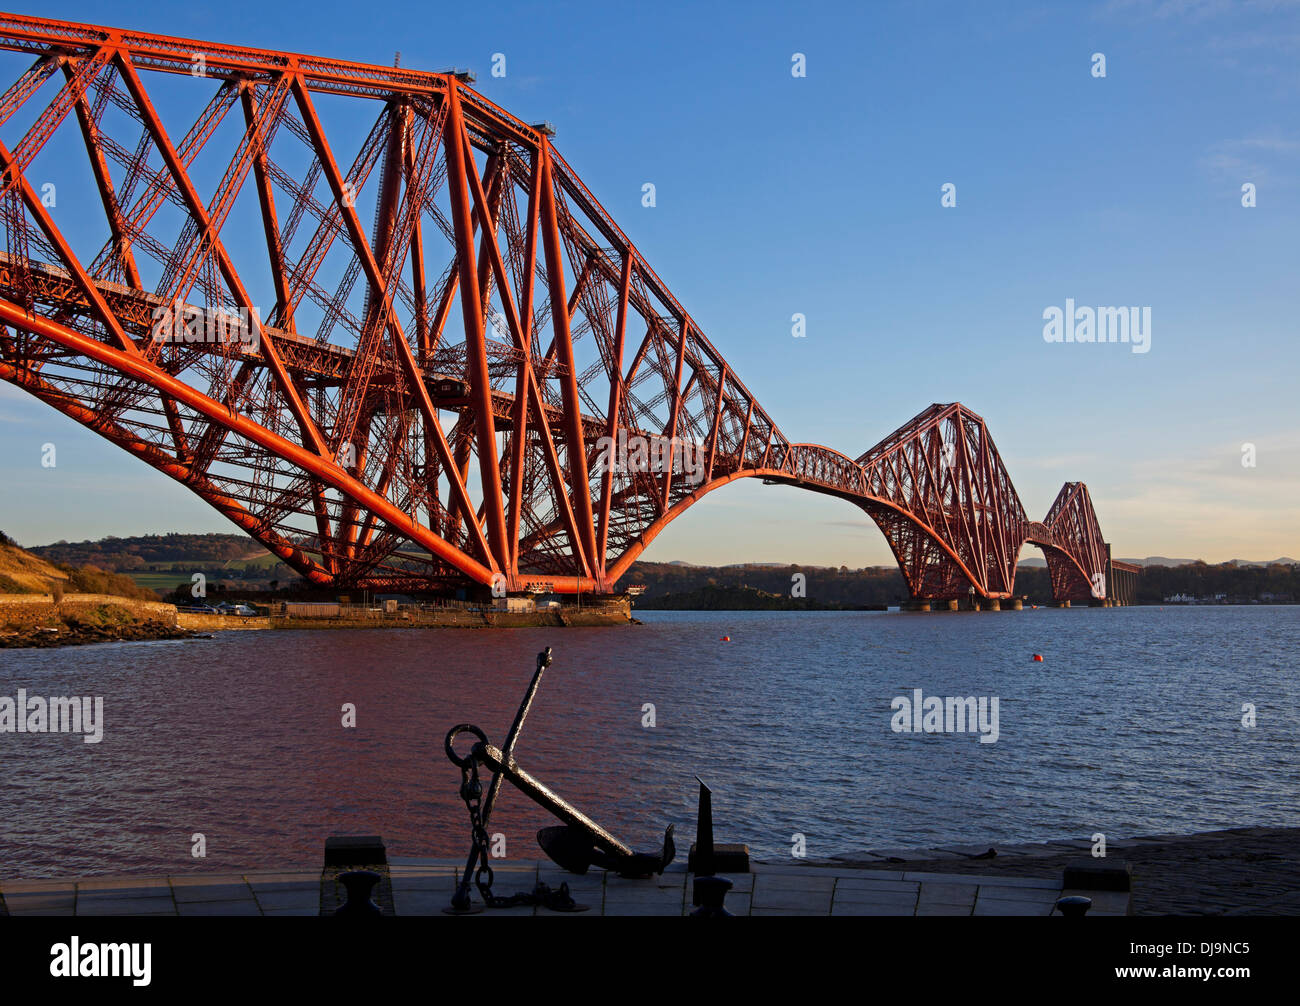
[457,756,583,911]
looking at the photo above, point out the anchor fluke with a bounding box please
[537,822,674,877]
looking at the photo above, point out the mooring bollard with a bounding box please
[691,875,734,918]
[688,777,749,883]
[336,870,384,917]
[1055,895,1092,917]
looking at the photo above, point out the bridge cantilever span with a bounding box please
[0,14,1127,605]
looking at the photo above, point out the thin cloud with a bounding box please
[1098,0,1300,21]
[1202,133,1300,185]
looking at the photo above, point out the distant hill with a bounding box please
[1018,556,1297,569]
[1121,556,1298,568]
[28,532,274,569]
[625,557,1298,607]
[636,583,881,610]
[628,560,919,607]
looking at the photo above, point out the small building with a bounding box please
[493,596,536,613]
[282,601,341,618]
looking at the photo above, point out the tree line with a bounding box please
[626,560,1298,607]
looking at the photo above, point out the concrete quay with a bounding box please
[0,857,1127,917]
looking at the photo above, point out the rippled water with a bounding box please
[2,606,1297,879]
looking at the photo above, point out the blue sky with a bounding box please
[0,0,1296,565]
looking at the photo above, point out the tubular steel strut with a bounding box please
[0,14,1119,609]
[444,647,674,913]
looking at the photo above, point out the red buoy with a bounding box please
[1032,653,1044,662]
[721,636,730,642]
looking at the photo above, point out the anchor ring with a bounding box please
[444,723,489,768]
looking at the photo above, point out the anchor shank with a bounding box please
[476,742,635,860]
[481,647,551,827]
[456,649,553,901]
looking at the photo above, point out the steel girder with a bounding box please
[842,404,1107,602]
[0,15,1115,602]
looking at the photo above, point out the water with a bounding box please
[2,606,1297,879]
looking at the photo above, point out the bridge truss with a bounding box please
[0,14,1127,604]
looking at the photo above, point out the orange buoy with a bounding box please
[721,636,731,642]
[1032,653,1043,662]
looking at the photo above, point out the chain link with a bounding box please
[457,755,584,911]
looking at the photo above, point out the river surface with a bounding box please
[1,606,1297,878]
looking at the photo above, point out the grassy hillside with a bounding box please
[0,531,158,600]
[0,531,69,593]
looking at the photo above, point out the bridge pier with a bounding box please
[1106,544,1140,607]
[1055,600,1071,608]
[904,600,931,612]
[1009,599,1022,611]
[987,599,1001,611]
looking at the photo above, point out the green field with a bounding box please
[123,572,190,593]
[124,566,285,594]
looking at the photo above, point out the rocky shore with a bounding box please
[0,621,199,648]
[0,606,200,649]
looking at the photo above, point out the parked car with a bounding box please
[216,602,258,617]
[178,603,219,614]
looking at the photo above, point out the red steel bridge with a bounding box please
[0,15,1137,606]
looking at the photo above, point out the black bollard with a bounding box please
[690,875,734,918]
[335,870,384,916]
[688,776,749,877]
[694,779,715,877]
[1055,895,1092,917]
